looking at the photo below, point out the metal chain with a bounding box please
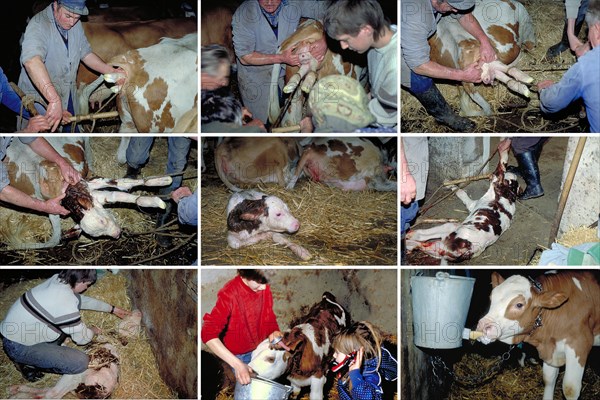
[430,345,516,388]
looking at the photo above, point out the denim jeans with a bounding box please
[126,136,192,192]
[401,201,420,236]
[2,336,88,374]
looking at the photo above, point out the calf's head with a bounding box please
[228,195,300,234]
[249,339,289,380]
[476,272,568,344]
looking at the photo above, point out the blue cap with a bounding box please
[58,0,89,16]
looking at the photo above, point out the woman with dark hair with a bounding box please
[0,269,130,382]
[201,269,284,385]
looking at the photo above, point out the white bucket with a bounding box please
[234,376,293,400]
[411,272,475,349]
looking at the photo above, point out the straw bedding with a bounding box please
[201,181,397,266]
[0,273,175,399]
[401,0,583,133]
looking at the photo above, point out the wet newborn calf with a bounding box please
[227,190,311,260]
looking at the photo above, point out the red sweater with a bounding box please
[201,275,280,355]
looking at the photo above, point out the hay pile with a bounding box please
[401,0,580,132]
[201,181,397,265]
[0,273,175,399]
[529,225,599,265]
[448,351,600,399]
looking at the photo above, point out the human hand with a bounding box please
[112,307,131,319]
[281,47,300,66]
[234,361,253,385]
[309,38,327,63]
[349,347,364,372]
[537,80,555,90]
[401,174,417,205]
[90,326,102,335]
[46,100,63,132]
[242,107,253,121]
[568,34,584,52]
[24,115,50,133]
[244,118,266,131]
[44,193,70,215]
[479,41,497,63]
[462,62,482,83]
[574,42,591,58]
[171,186,193,203]
[58,161,81,185]
[299,116,313,133]
[497,138,512,154]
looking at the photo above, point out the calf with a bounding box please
[430,0,535,116]
[215,137,300,192]
[4,137,170,249]
[226,190,311,260]
[286,138,397,191]
[268,19,366,127]
[476,272,600,400]
[405,149,519,262]
[249,292,351,399]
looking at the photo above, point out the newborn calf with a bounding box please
[227,190,311,260]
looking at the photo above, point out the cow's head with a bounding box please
[476,272,568,345]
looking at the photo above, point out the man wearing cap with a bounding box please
[401,0,497,132]
[18,1,123,132]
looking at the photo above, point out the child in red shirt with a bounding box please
[201,269,284,384]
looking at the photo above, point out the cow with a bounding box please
[249,292,351,399]
[430,0,536,116]
[9,309,143,399]
[268,19,367,128]
[3,137,171,250]
[200,6,233,56]
[78,19,197,115]
[103,33,198,133]
[226,190,311,260]
[476,271,600,400]
[215,137,301,192]
[405,148,519,262]
[286,138,397,192]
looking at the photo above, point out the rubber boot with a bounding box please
[507,139,547,177]
[546,19,585,59]
[412,84,476,132]
[516,151,544,200]
[155,188,173,248]
[14,362,44,382]
[124,164,141,179]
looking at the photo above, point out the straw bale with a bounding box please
[201,181,397,265]
[401,0,578,133]
[0,273,175,399]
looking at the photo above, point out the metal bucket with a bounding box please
[411,272,475,349]
[234,376,293,400]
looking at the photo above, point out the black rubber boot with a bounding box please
[124,164,141,179]
[546,19,585,59]
[412,84,476,132]
[516,151,544,200]
[507,139,547,177]
[155,188,174,248]
[14,362,44,382]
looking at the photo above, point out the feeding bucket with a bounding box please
[234,376,293,400]
[411,272,475,349]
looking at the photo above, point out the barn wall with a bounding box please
[200,269,397,342]
[428,137,491,189]
[127,270,198,399]
[559,136,600,235]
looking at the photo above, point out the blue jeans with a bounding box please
[126,137,192,192]
[232,351,253,374]
[2,336,88,374]
[401,201,420,236]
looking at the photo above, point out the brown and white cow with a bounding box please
[268,19,367,128]
[405,148,519,262]
[476,271,600,400]
[430,0,535,116]
[249,292,351,399]
[78,19,197,115]
[215,137,301,192]
[103,33,198,133]
[286,138,397,191]
[4,138,170,249]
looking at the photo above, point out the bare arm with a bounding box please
[458,13,497,63]
[400,140,417,205]
[240,47,299,66]
[205,338,253,384]
[23,56,62,131]
[81,53,123,75]
[28,137,81,184]
[0,185,69,215]
[413,60,482,83]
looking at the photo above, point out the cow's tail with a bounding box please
[515,0,536,51]
[268,55,283,125]
[214,146,243,192]
[116,137,130,164]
